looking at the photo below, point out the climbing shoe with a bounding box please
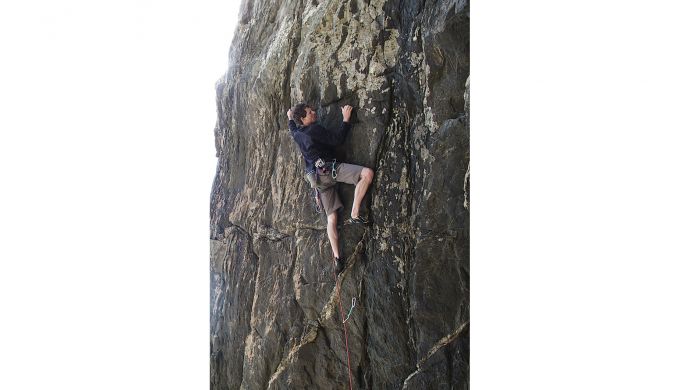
[334,257,346,276]
[345,215,369,225]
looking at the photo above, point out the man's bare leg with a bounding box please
[327,211,340,258]
[351,168,374,218]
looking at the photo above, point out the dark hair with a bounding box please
[292,103,311,126]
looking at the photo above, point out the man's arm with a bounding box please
[323,122,351,146]
[314,105,353,146]
[288,119,299,132]
[287,109,299,132]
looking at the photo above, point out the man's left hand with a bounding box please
[341,105,353,122]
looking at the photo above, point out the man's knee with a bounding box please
[327,212,338,225]
[362,167,374,182]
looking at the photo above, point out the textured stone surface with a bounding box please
[210,0,469,388]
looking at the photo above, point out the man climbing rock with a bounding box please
[287,103,374,275]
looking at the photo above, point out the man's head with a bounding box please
[292,103,317,127]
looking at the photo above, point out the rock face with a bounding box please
[210,0,469,388]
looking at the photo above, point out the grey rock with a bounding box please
[210,0,469,388]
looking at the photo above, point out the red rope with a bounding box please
[333,271,353,390]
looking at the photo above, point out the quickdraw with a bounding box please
[331,159,338,180]
[315,158,337,179]
[343,297,357,323]
[310,188,323,213]
[333,264,354,390]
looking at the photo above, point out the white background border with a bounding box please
[1,1,679,388]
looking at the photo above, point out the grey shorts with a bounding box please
[317,163,365,216]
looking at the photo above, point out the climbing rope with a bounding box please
[333,267,354,390]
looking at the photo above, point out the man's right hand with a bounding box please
[341,105,353,122]
[287,109,293,120]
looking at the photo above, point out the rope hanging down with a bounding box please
[333,267,354,390]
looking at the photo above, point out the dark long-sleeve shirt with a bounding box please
[289,119,351,172]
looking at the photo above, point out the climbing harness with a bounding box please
[303,159,340,216]
[305,159,338,192]
[315,158,338,181]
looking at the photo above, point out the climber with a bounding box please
[287,103,374,275]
